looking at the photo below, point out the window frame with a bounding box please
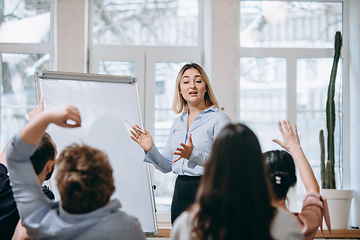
[88,0,204,223]
[239,0,350,211]
[0,1,55,150]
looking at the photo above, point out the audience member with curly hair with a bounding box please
[6,105,145,240]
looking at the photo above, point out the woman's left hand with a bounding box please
[173,133,194,163]
[272,120,301,152]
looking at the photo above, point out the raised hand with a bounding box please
[44,105,81,128]
[20,105,81,147]
[130,124,154,152]
[173,133,193,163]
[272,120,301,152]
[29,96,44,122]
[273,120,319,193]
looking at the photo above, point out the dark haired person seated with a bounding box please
[6,105,145,240]
[0,100,56,240]
[264,120,331,240]
[171,123,303,240]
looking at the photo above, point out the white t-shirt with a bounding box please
[171,206,304,240]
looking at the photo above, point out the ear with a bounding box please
[46,160,54,173]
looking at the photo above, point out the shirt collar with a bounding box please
[58,199,122,223]
[203,105,218,113]
[182,105,218,116]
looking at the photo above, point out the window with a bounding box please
[92,0,199,46]
[153,62,186,212]
[239,0,346,211]
[0,0,54,149]
[89,0,202,217]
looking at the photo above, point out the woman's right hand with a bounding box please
[130,124,154,152]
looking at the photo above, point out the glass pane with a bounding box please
[0,0,51,43]
[1,53,50,149]
[1,107,32,150]
[297,58,342,166]
[297,58,343,191]
[239,58,286,152]
[98,61,135,76]
[93,0,198,46]
[240,1,342,48]
[154,62,186,212]
[2,53,50,107]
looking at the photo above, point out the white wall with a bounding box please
[349,0,360,228]
[57,0,88,72]
[203,0,239,121]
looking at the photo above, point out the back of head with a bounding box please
[30,132,55,178]
[263,150,297,200]
[192,123,275,240]
[55,144,115,214]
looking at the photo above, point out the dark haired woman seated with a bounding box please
[171,123,303,240]
[264,120,331,240]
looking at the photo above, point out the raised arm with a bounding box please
[28,96,44,122]
[0,96,45,167]
[19,105,81,146]
[273,120,319,193]
[6,105,81,220]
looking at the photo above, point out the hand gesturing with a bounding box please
[173,133,194,163]
[129,124,154,152]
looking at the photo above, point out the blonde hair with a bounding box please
[172,63,219,114]
[55,144,115,214]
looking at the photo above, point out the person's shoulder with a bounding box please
[273,207,300,227]
[205,107,232,126]
[208,107,232,120]
[170,112,187,128]
[0,163,7,175]
[109,208,145,239]
[110,205,140,225]
[172,208,198,240]
[174,210,193,224]
[271,207,304,240]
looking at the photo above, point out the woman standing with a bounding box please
[130,63,232,223]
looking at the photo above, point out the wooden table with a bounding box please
[314,229,360,239]
[150,228,360,238]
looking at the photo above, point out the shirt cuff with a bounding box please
[143,146,161,166]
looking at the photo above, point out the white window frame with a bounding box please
[88,0,204,225]
[239,0,350,211]
[0,1,55,150]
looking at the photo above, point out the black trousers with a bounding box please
[171,175,201,224]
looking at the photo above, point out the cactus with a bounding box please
[319,31,342,189]
[319,130,325,188]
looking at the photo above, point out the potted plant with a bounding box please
[319,31,354,229]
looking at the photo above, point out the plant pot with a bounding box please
[320,189,355,229]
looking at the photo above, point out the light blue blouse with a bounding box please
[144,106,232,176]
